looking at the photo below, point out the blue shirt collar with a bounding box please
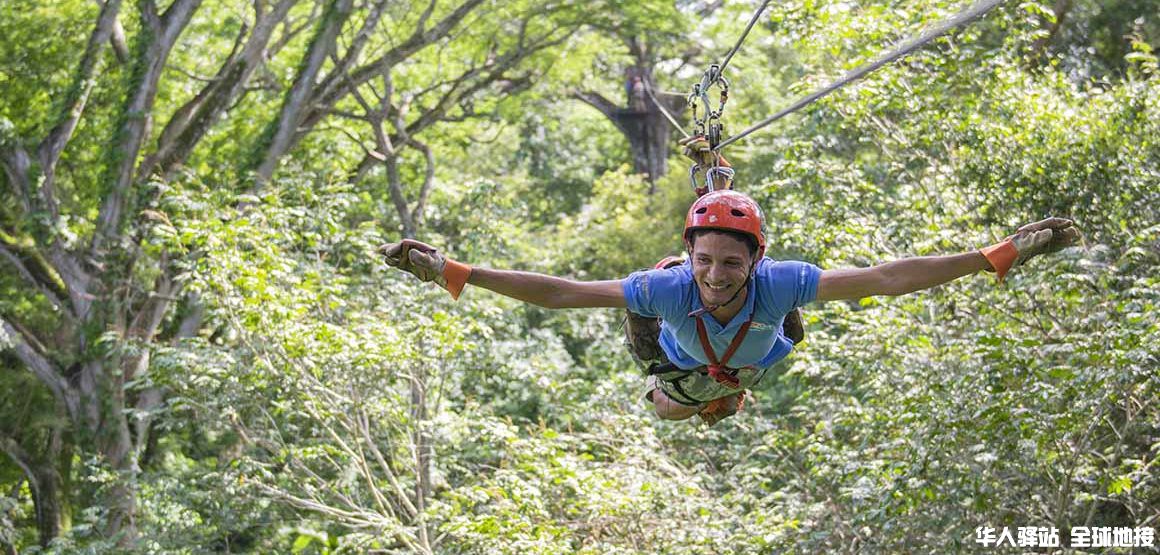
[689,273,757,333]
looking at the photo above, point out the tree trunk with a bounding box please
[0,428,70,548]
[95,392,140,547]
[33,430,70,547]
[623,108,675,192]
[575,63,684,192]
[410,359,432,551]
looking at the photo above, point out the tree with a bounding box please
[0,0,582,546]
[570,2,707,191]
[1,0,1157,551]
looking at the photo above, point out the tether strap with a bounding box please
[695,317,753,388]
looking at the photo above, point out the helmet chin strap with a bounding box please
[687,260,757,318]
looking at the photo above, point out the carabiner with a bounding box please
[689,66,730,149]
[689,164,735,196]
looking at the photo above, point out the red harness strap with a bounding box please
[694,316,753,388]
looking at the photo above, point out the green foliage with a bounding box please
[0,0,95,139]
[548,167,688,279]
[3,0,1159,552]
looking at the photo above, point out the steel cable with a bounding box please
[716,0,1009,151]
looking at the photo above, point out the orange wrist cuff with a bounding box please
[980,239,1018,282]
[442,259,472,300]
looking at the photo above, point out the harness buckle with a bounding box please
[706,365,741,388]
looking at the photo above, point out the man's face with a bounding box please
[690,231,754,308]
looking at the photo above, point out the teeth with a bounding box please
[707,284,729,291]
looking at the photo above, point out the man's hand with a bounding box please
[380,239,472,299]
[679,135,733,193]
[679,135,719,168]
[1013,217,1082,261]
[981,217,1082,280]
[380,239,448,285]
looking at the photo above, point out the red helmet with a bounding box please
[683,190,766,260]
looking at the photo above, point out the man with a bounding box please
[381,144,1081,425]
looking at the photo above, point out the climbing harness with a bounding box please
[695,314,754,388]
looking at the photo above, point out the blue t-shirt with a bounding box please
[621,258,822,370]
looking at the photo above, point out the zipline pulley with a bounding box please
[688,64,729,150]
[686,63,733,196]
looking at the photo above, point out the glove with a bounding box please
[679,135,721,167]
[379,239,472,300]
[698,390,747,427]
[679,135,733,194]
[980,217,1082,281]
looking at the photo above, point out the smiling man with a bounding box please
[381,184,1080,426]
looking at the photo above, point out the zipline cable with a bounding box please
[715,0,1009,151]
[718,0,774,77]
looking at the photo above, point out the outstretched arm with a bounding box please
[381,239,626,308]
[468,268,626,308]
[816,217,1081,302]
[817,252,989,301]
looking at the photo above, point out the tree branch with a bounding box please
[398,27,572,141]
[252,0,355,188]
[37,0,124,222]
[573,88,637,138]
[572,90,622,120]
[148,0,296,179]
[383,151,415,238]
[44,249,94,322]
[268,2,318,57]
[92,0,202,257]
[415,0,439,32]
[301,0,488,132]
[0,433,40,517]
[109,7,130,62]
[311,0,389,108]
[408,139,434,231]
[1,317,77,419]
[341,23,568,235]
[0,434,36,484]
[141,19,251,179]
[350,151,379,185]
[0,145,33,215]
[128,260,179,345]
[0,242,72,320]
[355,404,417,519]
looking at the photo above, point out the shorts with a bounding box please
[642,360,784,406]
